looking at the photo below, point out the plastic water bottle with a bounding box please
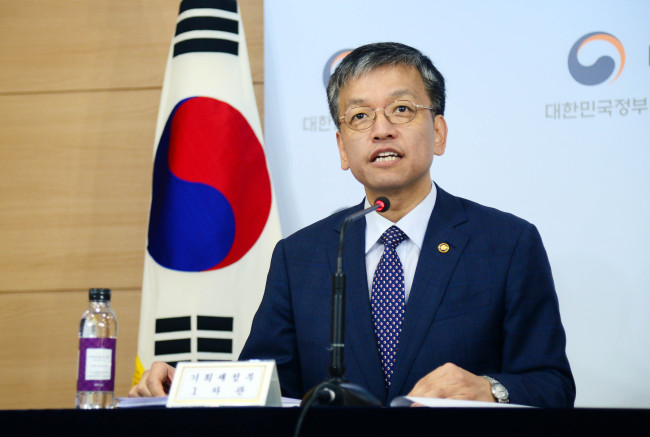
[76,288,118,409]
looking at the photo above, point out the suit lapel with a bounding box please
[326,202,387,402]
[388,187,470,397]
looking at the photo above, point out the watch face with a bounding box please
[493,383,508,400]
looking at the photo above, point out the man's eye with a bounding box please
[394,105,411,113]
[352,112,368,120]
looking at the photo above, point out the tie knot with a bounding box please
[381,225,407,249]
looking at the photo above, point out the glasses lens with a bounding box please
[385,100,417,124]
[345,107,374,130]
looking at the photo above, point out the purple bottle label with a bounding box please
[77,338,116,391]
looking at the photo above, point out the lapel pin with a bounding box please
[438,243,450,253]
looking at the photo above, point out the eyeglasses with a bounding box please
[339,99,435,131]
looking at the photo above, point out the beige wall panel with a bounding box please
[0,0,263,94]
[0,0,178,93]
[254,82,264,127]
[0,90,157,292]
[0,288,140,409]
[240,0,264,83]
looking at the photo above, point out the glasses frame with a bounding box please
[339,99,435,131]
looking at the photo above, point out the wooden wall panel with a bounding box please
[0,0,263,93]
[240,0,264,84]
[0,90,157,292]
[0,288,141,409]
[0,0,179,93]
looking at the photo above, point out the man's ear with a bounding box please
[433,115,448,156]
[336,130,350,170]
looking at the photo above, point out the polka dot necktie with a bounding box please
[371,225,408,389]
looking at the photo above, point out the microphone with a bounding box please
[301,197,390,407]
[335,196,390,274]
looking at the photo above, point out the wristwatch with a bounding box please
[482,375,509,403]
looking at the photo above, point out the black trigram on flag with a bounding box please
[154,315,234,366]
[173,0,240,57]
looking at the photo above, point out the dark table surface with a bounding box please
[2,406,649,436]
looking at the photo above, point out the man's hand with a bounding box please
[408,362,494,402]
[128,361,175,397]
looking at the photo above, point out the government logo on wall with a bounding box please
[568,32,625,86]
[546,31,646,119]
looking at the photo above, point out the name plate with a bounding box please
[166,360,281,407]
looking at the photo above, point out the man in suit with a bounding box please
[131,42,575,407]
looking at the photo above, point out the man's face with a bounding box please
[336,64,447,204]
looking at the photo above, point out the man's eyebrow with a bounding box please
[388,89,414,99]
[345,89,415,107]
[346,98,367,106]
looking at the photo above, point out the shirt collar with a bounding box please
[364,182,437,254]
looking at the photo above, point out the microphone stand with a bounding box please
[300,198,389,407]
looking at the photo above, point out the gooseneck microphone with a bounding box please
[335,196,390,275]
[301,197,390,408]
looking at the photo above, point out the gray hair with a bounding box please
[327,42,446,130]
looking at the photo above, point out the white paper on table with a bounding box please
[391,396,532,408]
[116,396,302,408]
[281,397,302,407]
[116,396,169,408]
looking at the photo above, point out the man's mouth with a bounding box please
[373,151,401,163]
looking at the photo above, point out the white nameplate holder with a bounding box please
[166,360,281,408]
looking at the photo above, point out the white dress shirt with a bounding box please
[364,182,437,302]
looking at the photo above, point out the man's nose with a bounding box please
[371,110,396,139]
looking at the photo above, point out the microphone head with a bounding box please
[374,197,390,213]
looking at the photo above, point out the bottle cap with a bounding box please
[89,288,111,302]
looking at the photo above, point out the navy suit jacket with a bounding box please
[240,186,575,407]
